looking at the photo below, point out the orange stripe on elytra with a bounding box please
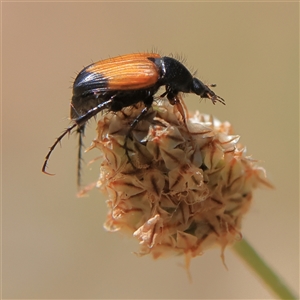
[86,54,161,90]
[97,52,161,64]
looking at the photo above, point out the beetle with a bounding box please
[42,53,225,186]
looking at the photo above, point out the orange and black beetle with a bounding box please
[42,53,225,185]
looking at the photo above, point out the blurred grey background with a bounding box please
[2,2,299,299]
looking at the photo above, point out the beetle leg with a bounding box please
[42,123,77,176]
[76,124,85,188]
[42,98,113,179]
[124,97,154,167]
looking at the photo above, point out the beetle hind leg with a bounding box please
[76,124,85,188]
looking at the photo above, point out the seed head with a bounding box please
[87,98,273,265]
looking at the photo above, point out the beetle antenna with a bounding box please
[208,83,217,88]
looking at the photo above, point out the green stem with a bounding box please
[231,238,298,300]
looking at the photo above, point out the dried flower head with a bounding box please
[86,97,272,266]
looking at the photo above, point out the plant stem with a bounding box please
[231,238,298,300]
